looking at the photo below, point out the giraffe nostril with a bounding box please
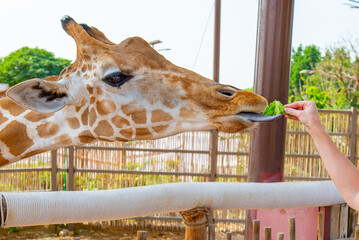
[216,89,236,97]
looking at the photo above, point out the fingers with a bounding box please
[284,101,308,110]
[284,107,301,118]
[284,114,299,121]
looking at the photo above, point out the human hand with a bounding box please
[284,101,324,135]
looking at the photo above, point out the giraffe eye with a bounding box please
[103,72,132,87]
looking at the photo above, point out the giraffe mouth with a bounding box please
[235,112,282,123]
[211,111,281,133]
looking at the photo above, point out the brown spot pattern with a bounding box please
[75,105,82,113]
[0,112,8,125]
[66,118,80,129]
[81,65,88,72]
[179,107,197,119]
[115,137,127,141]
[152,125,169,133]
[135,128,153,138]
[86,85,94,94]
[89,108,97,127]
[121,103,133,115]
[162,100,175,109]
[78,130,96,143]
[22,150,44,159]
[0,150,9,167]
[96,87,103,95]
[112,115,130,128]
[0,121,34,156]
[121,103,147,124]
[55,134,73,145]
[151,110,173,123]
[24,112,54,122]
[36,122,60,138]
[0,98,27,116]
[132,109,147,124]
[94,120,114,137]
[96,100,116,115]
[75,98,87,113]
[120,128,133,139]
[81,108,89,125]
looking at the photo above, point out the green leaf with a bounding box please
[263,100,285,116]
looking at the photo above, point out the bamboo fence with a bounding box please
[0,108,357,232]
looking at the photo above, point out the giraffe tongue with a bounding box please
[237,112,282,122]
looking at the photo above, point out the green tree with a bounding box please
[289,44,322,102]
[314,41,359,108]
[0,47,71,86]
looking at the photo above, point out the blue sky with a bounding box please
[1,0,358,89]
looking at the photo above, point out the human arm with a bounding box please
[284,101,359,211]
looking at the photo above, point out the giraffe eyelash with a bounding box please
[102,72,132,88]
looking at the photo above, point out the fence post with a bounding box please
[68,147,75,191]
[340,204,349,238]
[209,129,218,225]
[277,233,284,240]
[318,212,324,240]
[180,207,210,240]
[330,205,341,239]
[289,217,295,240]
[68,147,75,232]
[209,130,218,182]
[50,149,58,234]
[209,224,216,240]
[351,212,358,237]
[252,220,260,240]
[51,150,58,191]
[264,227,271,240]
[137,230,147,240]
[350,107,358,165]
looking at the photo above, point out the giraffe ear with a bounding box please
[6,78,70,113]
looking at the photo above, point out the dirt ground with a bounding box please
[0,226,244,239]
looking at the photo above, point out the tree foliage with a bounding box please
[289,44,321,102]
[289,41,359,109]
[0,47,71,86]
[314,41,359,108]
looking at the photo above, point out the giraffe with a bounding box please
[0,16,270,167]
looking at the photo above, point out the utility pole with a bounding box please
[209,0,221,183]
[208,0,221,231]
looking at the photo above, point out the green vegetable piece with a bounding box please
[263,100,285,116]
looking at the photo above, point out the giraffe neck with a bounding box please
[0,97,95,166]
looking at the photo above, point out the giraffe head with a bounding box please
[7,16,268,142]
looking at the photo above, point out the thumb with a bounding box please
[284,107,301,118]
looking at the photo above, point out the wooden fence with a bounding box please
[0,108,357,232]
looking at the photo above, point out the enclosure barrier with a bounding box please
[0,181,344,227]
